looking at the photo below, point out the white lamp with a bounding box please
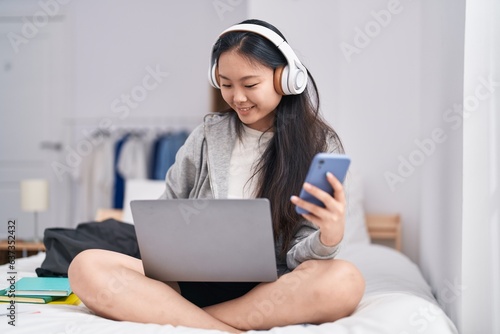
[20,179,49,242]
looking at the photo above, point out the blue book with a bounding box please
[14,277,72,297]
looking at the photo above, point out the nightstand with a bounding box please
[366,214,402,251]
[0,240,45,265]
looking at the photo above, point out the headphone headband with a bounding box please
[220,24,286,48]
[208,23,308,95]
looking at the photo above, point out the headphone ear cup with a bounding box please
[214,65,220,88]
[274,66,286,95]
[209,60,220,89]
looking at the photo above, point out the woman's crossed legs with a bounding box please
[68,249,364,332]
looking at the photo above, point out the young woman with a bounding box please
[69,19,365,332]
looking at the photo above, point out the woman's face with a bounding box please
[217,51,282,132]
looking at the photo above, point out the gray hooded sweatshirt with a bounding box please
[160,112,341,273]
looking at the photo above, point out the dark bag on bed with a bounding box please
[36,219,141,277]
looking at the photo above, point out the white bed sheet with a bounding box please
[0,244,458,334]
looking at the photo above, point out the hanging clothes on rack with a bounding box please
[117,132,151,180]
[73,131,115,222]
[112,133,130,209]
[65,115,201,225]
[151,130,189,180]
[72,126,191,212]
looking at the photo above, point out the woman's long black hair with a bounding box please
[211,19,344,258]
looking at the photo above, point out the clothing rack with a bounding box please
[63,115,202,130]
[67,115,195,223]
[63,115,202,142]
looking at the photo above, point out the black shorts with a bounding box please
[177,266,289,308]
[178,281,260,308]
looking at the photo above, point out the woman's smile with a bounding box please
[218,51,282,132]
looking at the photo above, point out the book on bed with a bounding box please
[0,291,80,304]
[13,277,72,297]
[0,290,61,304]
[48,293,81,305]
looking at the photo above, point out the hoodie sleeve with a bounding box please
[286,134,345,269]
[286,220,342,269]
[159,124,205,199]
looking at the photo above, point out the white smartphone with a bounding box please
[295,153,351,215]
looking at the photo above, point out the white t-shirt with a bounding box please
[227,125,274,199]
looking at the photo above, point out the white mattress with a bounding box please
[0,244,458,334]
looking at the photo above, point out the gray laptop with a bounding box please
[130,199,278,282]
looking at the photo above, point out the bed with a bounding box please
[0,176,459,334]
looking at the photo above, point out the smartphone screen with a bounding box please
[295,153,351,215]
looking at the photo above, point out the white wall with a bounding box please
[68,0,246,124]
[335,0,422,263]
[0,0,74,237]
[462,0,500,331]
[418,0,465,327]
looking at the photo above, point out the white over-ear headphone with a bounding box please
[208,23,308,95]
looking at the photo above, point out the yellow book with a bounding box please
[48,293,81,305]
[0,290,81,305]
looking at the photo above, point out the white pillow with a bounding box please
[342,170,371,245]
[121,179,166,224]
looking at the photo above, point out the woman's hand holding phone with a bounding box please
[290,153,350,247]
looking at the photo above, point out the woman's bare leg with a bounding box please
[69,250,364,332]
[68,249,239,332]
[204,259,365,331]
